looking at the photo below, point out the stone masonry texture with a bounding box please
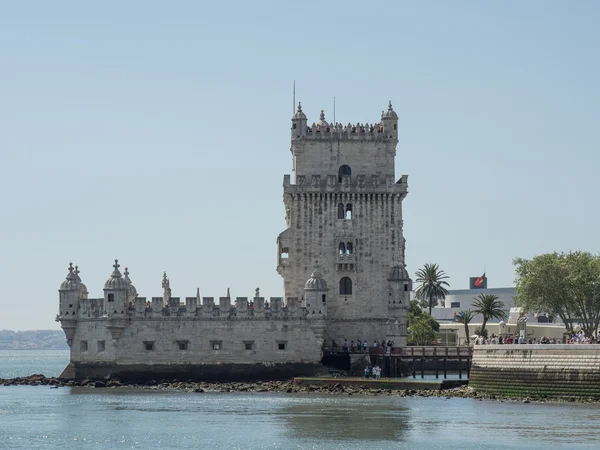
[470,345,600,398]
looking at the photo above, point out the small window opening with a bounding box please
[393,124,397,130]
[278,342,287,351]
[68,304,73,308]
[244,341,254,351]
[337,203,345,219]
[292,123,297,129]
[108,294,114,302]
[339,277,353,295]
[280,247,289,259]
[80,340,88,352]
[338,242,346,255]
[338,165,351,182]
[404,284,409,292]
[177,340,189,350]
[451,302,461,308]
[97,340,105,352]
[322,294,326,304]
[345,203,353,220]
[346,242,353,254]
[211,340,222,351]
[144,341,155,351]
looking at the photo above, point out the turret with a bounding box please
[291,102,307,140]
[381,101,398,140]
[123,267,137,306]
[74,265,88,300]
[59,263,79,318]
[57,262,80,346]
[388,265,412,311]
[304,270,328,316]
[103,259,129,318]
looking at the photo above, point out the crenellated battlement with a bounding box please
[283,173,408,195]
[291,103,399,142]
[294,122,397,142]
[69,294,323,321]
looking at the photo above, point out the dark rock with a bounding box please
[94,381,106,388]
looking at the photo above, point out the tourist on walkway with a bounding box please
[364,366,371,379]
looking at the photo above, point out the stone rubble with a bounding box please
[2,375,600,404]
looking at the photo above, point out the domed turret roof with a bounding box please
[316,110,329,127]
[293,102,307,120]
[124,267,137,298]
[383,101,398,119]
[304,270,328,291]
[74,265,88,296]
[388,265,410,281]
[104,259,129,290]
[59,262,79,291]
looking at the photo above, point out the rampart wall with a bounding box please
[470,345,600,398]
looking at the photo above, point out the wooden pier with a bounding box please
[323,346,473,379]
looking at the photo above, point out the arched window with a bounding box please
[337,203,345,219]
[322,294,327,304]
[346,242,353,254]
[338,165,351,182]
[338,242,346,255]
[339,277,352,295]
[345,203,353,220]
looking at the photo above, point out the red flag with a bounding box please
[475,273,486,287]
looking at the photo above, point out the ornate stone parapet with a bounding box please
[284,174,408,195]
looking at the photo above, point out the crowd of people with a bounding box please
[325,338,395,354]
[474,331,599,345]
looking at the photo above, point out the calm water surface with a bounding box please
[0,350,69,379]
[1,351,600,449]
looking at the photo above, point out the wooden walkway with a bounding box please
[323,346,473,379]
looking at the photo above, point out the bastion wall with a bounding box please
[470,345,600,398]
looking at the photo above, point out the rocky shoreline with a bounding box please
[2,374,600,404]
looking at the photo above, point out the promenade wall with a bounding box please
[470,345,600,398]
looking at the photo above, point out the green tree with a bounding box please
[472,294,507,337]
[514,251,600,337]
[408,300,440,332]
[454,310,476,345]
[408,314,438,346]
[414,263,450,315]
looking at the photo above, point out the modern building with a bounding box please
[430,276,516,323]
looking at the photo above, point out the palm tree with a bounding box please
[472,294,507,337]
[454,310,476,345]
[414,263,450,315]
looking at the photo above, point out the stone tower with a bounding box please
[277,102,411,345]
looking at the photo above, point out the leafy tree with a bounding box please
[408,314,438,346]
[408,300,440,332]
[472,294,507,337]
[414,263,450,315]
[454,310,476,344]
[514,251,600,337]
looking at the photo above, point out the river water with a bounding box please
[1,351,600,449]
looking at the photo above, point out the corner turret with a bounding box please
[304,270,328,316]
[58,262,80,346]
[381,101,398,139]
[104,259,129,318]
[291,102,307,140]
[388,265,412,310]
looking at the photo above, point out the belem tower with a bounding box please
[57,102,412,381]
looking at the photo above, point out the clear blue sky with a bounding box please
[2,1,599,330]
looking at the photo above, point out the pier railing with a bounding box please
[323,346,473,379]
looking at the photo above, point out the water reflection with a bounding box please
[279,396,410,442]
